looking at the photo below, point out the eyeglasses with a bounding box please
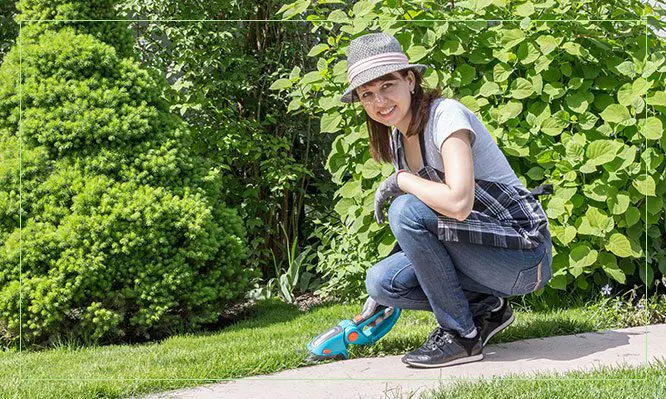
[357,81,400,105]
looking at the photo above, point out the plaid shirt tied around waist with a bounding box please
[392,129,551,250]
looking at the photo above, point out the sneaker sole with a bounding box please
[483,314,515,346]
[405,353,484,368]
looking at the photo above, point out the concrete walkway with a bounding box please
[140,324,666,399]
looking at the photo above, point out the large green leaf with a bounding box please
[565,141,584,164]
[441,39,464,55]
[638,117,663,140]
[479,81,501,97]
[337,180,361,199]
[279,0,311,19]
[510,78,533,99]
[406,45,428,62]
[647,91,666,106]
[545,196,573,219]
[517,41,539,65]
[327,9,349,23]
[617,77,651,106]
[553,225,577,245]
[536,35,561,55]
[540,116,567,136]
[562,42,587,57]
[515,1,535,16]
[585,140,622,166]
[632,174,656,196]
[361,158,382,179]
[307,43,329,57]
[459,95,480,112]
[615,61,636,78]
[578,112,599,130]
[501,29,526,49]
[599,104,631,124]
[352,0,375,16]
[269,78,292,90]
[607,193,630,215]
[320,112,343,133]
[301,70,323,85]
[377,231,396,257]
[569,244,598,268]
[548,274,568,290]
[576,206,614,237]
[534,55,552,73]
[493,63,513,82]
[605,233,641,258]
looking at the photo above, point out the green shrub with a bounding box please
[17,0,135,58]
[0,2,257,349]
[277,0,666,302]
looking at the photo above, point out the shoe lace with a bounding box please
[426,327,454,349]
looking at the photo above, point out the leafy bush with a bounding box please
[0,1,256,349]
[117,1,339,281]
[277,0,666,302]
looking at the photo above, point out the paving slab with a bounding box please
[138,324,666,399]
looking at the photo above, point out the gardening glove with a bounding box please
[374,170,405,224]
[354,296,393,327]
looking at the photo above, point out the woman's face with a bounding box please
[356,71,415,132]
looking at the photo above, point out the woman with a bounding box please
[342,33,553,368]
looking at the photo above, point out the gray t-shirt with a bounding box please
[393,97,524,189]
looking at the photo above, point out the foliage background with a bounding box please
[0,0,665,350]
[277,0,666,304]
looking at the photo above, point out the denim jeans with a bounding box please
[365,194,552,337]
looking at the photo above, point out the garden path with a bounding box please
[138,324,666,399]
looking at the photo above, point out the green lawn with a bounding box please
[0,297,656,398]
[424,360,666,398]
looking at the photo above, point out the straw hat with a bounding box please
[341,33,427,103]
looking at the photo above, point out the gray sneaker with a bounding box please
[476,297,514,346]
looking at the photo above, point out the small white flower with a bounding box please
[601,284,612,296]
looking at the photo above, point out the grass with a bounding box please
[420,359,666,399]
[0,293,662,398]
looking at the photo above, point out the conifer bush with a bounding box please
[0,1,256,348]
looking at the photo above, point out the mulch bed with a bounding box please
[219,292,335,327]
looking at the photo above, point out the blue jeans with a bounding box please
[365,194,552,337]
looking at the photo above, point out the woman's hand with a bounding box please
[374,170,406,224]
[355,296,393,326]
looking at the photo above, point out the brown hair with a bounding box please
[359,68,441,164]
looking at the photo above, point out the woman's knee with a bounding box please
[365,265,387,301]
[388,194,426,231]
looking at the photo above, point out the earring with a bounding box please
[411,90,415,94]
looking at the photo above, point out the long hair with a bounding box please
[362,68,442,164]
